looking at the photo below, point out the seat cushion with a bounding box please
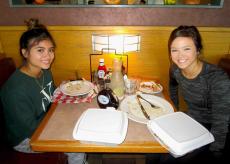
[0,57,16,87]
[218,57,230,77]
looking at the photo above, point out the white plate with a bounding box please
[60,80,93,96]
[139,81,163,94]
[119,94,174,124]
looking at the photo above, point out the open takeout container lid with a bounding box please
[73,108,128,145]
[147,112,214,157]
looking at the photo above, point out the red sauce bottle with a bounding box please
[97,59,107,80]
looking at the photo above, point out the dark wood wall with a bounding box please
[0,1,230,26]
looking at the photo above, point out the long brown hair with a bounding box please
[168,25,203,66]
[19,18,56,57]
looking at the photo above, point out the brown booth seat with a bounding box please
[218,56,230,77]
[0,57,67,164]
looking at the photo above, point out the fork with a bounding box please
[137,94,159,109]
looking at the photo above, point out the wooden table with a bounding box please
[30,90,173,153]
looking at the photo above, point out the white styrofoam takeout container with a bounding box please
[73,108,128,145]
[147,112,214,157]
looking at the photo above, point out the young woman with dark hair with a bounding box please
[168,25,230,163]
[0,18,86,164]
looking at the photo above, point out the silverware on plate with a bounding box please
[137,94,159,109]
[136,96,150,120]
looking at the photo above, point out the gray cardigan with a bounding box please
[169,61,230,152]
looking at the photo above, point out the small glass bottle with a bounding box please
[97,58,107,80]
[97,59,107,91]
[109,58,125,100]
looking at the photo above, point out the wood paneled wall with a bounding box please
[1,26,230,91]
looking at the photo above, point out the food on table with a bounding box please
[140,81,162,92]
[127,99,169,119]
[64,81,88,94]
[65,82,82,92]
[60,80,93,96]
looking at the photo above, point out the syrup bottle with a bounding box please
[97,86,119,109]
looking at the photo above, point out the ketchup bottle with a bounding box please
[97,58,107,80]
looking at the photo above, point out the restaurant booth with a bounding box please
[1,0,230,163]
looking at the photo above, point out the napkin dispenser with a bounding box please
[147,112,214,157]
[73,108,128,145]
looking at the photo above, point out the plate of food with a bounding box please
[139,81,163,94]
[60,80,93,96]
[119,94,174,124]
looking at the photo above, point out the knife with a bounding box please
[137,94,159,109]
[136,96,150,120]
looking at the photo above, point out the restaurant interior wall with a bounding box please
[0,1,229,159]
[0,26,230,93]
[0,1,230,26]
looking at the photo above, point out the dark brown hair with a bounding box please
[168,25,203,54]
[19,18,56,56]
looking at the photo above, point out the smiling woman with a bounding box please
[167,25,230,163]
[0,18,87,164]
